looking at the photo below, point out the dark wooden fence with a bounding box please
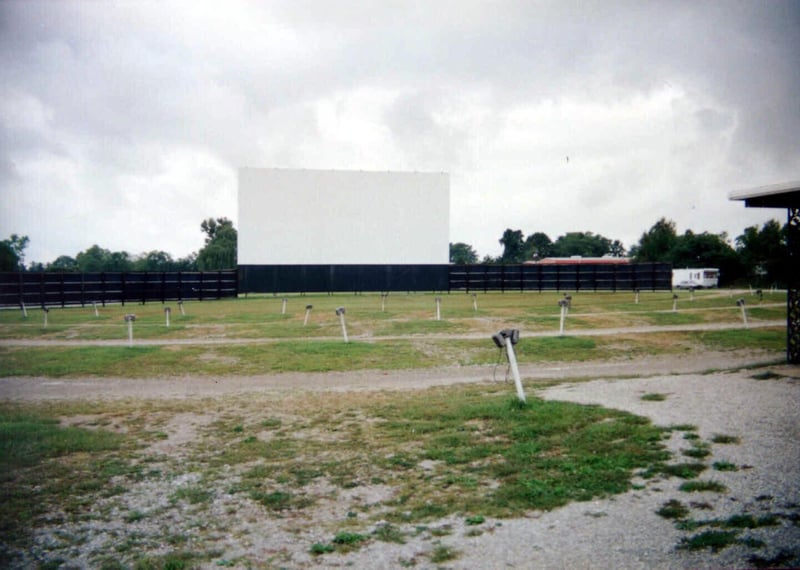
[239,263,672,294]
[0,271,238,308]
[1,263,671,307]
[448,263,672,292]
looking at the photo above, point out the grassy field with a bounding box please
[0,289,791,568]
[0,290,787,378]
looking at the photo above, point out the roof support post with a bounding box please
[788,207,799,363]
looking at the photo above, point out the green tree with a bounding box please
[133,250,175,272]
[736,219,788,285]
[75,245,112,272]
[173,253,198,272]
[499,229,526,263]
[47,255,79,272]
[450,242,478,264]
[0,242,18,271]
[1,234,29,270]
[551,231,612,257]
[524,232,553,260]
[197,218,237,270]
[106,251,133,272]
[609,239,627,257]
[630,218,678,262]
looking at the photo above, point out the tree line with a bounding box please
[3,215,788,286]
[450,217,790,286]
[0,218,237,274]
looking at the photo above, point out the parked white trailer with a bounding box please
[672,268,719,289]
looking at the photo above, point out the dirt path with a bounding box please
[0,350,784,402]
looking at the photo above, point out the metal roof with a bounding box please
[729,180,800,208]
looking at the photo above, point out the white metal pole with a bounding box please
[505,341,526,403]
[336,308,348,343]
[93,301,99,317]
[281,297,287,315]
[737,299,748,327]
[672,295,678,313]
[42,308,48,328]
[472,293,478,312]
[559,304,566,335]
[21,302,27,318]
[178,300,185,316]
[435,297,441,321]
[165,307,171,327]
[124,317,133,346]
[634,290,640,305]
[303,305,312,326]
[381,293,387,312]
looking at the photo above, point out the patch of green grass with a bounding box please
[429,543,459,563]
[171,485,214,505]
[678,530,740,552]
[372,523,406,544]
[712,461,738,472]
[659,462,707,479]
[668,424,698,433]
[332,531,368,552]
[656,499,689,520]
[711,434,741,445]
[682,443,712,459]
[647,312,705,326]
[679,480,728,493]
[309,542,335,555]
[0,410,124,470]
[374,390,668,519]
[515,336,599,361]
[641,393,667,402]
[465,515,485,525]
[692,328,785,351]
[0,346,163,378]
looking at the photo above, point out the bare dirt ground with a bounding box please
[1,349,799,569]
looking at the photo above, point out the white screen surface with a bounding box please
[238,168,450,264]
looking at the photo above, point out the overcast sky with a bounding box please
[1,1,799,264]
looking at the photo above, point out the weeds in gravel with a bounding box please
[712,461,739,472]
[678,530,741,552]
[654,462,707,479]
[682,442,712,459]
[641,393,668,402]
[711,434,741,445]
[429,543,459,563]
[656,499,690,520]
[679,480,728,493]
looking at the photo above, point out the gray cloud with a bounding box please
[1,0,798,263]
